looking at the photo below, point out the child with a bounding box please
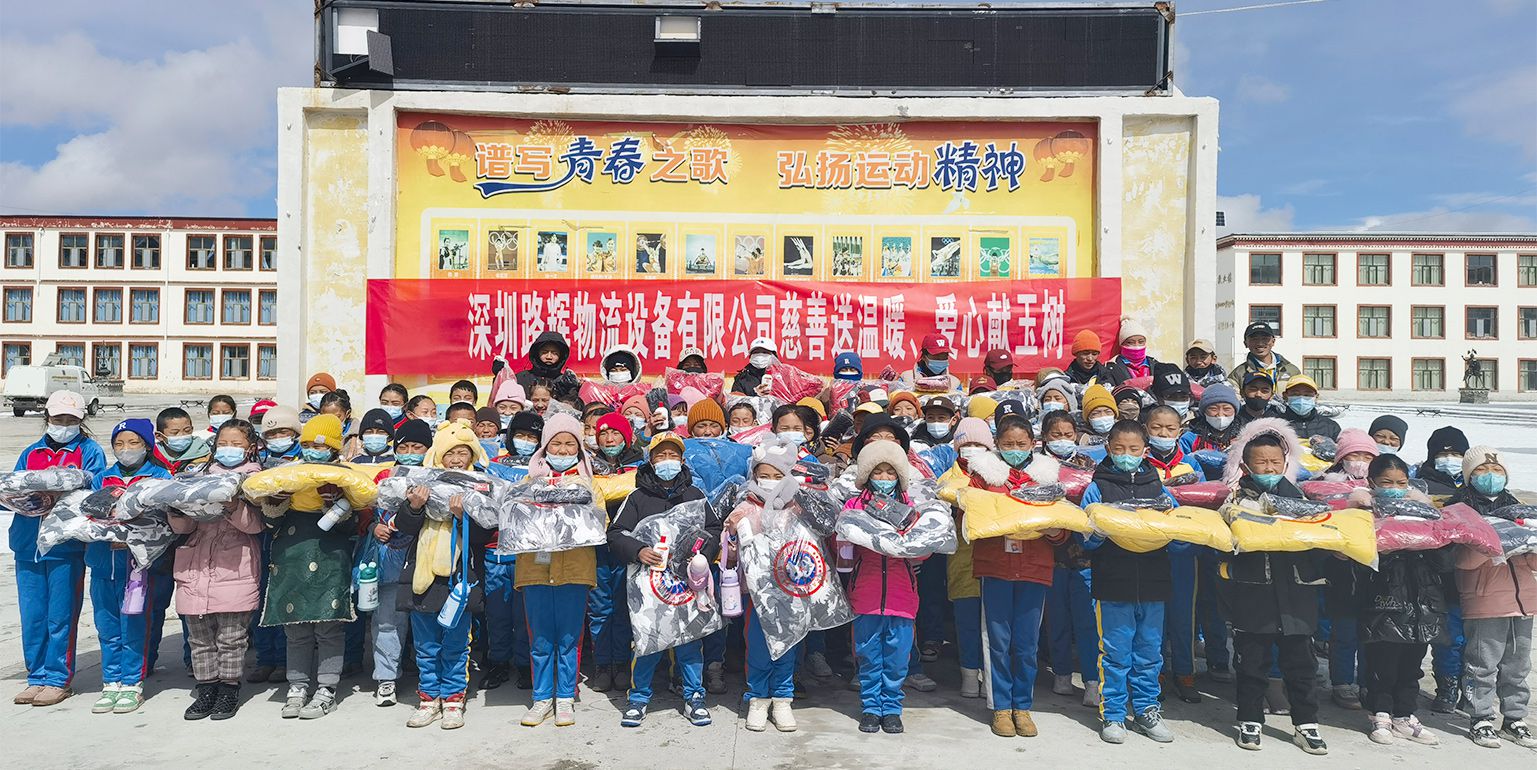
[1079,385,1117,447]
[491,380,526,427]
[205,394,237,435]
[1279,375,1339,442]
[608,432,716,728]
[1040,412,1096,470]
[727,402,758,438]
[1450,446,1537,749]
[1416,426,1468,496]
[587,413,640,693]
[249,405,300,681]
[1036,380,1076,417]
[394,422,494,729]
[406,395,439,428]
[300,372,336,422]
[474,407,504,459]
[1142,405,1210,706]
[1319,429,1376,709]
[516,414,599,728]
[449,379,479,407]
[770,404,819,463]
[10,391,105,707]
[1079,420,1182,744]
[370,419,432,706]
[841,439,926,735]
[498,412,544,472]
[174,419,265,721]
[444,401,477,428]
[89,418,174,714]
[688,398,726,438]
[350,408,396,464]
[592,412,643,476]
[1180,382,1241,453]
[1323,428,1377,481]
[1217,418,1329,754]
[379,383,410,428]
[154,406,211,473]
[1347,455,1450,746]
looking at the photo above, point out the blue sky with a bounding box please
[1,0,1533,232]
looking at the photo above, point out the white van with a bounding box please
[3,355,121,417]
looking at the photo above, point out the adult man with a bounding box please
[1065,330,1114,385]
[983,348,1029,388]
[1228,322,1299,392]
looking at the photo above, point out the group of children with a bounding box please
[7,325,1534,755]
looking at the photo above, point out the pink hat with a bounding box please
[491,380,526,406]
[45,390,86,419]
[953,417,995,450]
[1334,428,1378,460]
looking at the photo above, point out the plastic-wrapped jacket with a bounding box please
[241,463,378,511]
[496,478,609,555]
[683,438,753,498]
[1086,502,1233,553]
[0,467,94,517]
[836,495,957,558]
[37,489,175,568]
[736,501,853,660]
[624,501,727,657]
[375,466,509,529]
[115,473,245,522]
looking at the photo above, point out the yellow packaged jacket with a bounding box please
[1086,504,1233,553]
[1297,440,1332,474]
[1226,505,1377,567]
[241,463,379,511]
[592,472,637,504]
[958,487,1091,542]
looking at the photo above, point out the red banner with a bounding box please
[365,278,1121,378]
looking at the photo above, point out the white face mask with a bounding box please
[607,369,633,384]
[47,424,81,444]
[750,353,774,370]
[115,447,146,468]
[1207,414,1235,431]
[959,446,988,461]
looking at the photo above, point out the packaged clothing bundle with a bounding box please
[625,501,727,657]
[957,486,1091,542]
[494,479,608,555]
[1375,501,1502,556]
[663,368,725,401]
[1086,501,1233,553]
[375,466,507,529]
[1167,481,1232,507]
[835,495,957,559]
[1189,450,1229,481]
[1057,464,1094,503]
[1222,496,1377,567]
[114,473,245,522]
[1301,480,1368,510]
[37,489,175,568]
[241,463,379,511]
[764,362,825,403]
[1480,509,1537,558]
[0,466,94,517]
[578,380,651,410]
[737,500,853,660]
[1297,438,1334,473]
[683,438,753,498]
[912,375,953,394]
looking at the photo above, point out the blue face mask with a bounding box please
[924,358,949,375]
[926,420,952,439]
[1001,449,1032,468]
[1286,396,1316,416]
[777,431,805,447]
[1148,435,1178,453]
[513,438,537,457]
[165,434,195,453]
[500,415,513,429]
[1376,444,1397,456]
[1046,439,1077,458]
[1088,415,1115,434]
[395,452,424,467]
[301,447,334,463]
[1110,453,1143,473]
[213,447,247,468]
[601,444,624,458]
[1434,456,1462,478]
[307,393,325,410]
[362,435,390,455]
[546,453,579,472]
[871,478,899,496]
[266,437,295,454]
[1251,472,1284,491]
[382,404,404,420]
[1373,486,1409,499]
[653,459,682,481]
[1041,401,1066,413]
[1471,472,1507,497]
[209,414,232,430]
[1165,401,1190,419]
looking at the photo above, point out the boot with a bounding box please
[440,697,465,730]
[589,665,613,693]
[515,665,533,690]
[1173,675,1201,704]
[1430,675,1459,714]
[991,709,1017,737]
[1012,710,1038,737]
[1082,680,1102,708]
[209,682,241,721]
[770,697,797,732]
[960,667,982,698]
[745,698,770,732]
[184,683,219,721]
[611,664,631,691]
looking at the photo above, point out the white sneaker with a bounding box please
[806,651,834,678]
[1053,672,1078,696]
[960,667,982,698]
[770,697,797,732]
[1391,715,1438,745]
[1368,712,1394,744]
[374,680,397,707]
[521,699,554,727]
[554,697,576,727]
[745,698,770,732]
[1083,680,1102,708]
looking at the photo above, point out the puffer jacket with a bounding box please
[393,506,496,615]
[967,453,1065,586]
[1215,477,1328,635]
[841,491,924,619]
[1355,548,1456,644]
[514,470,599,589]
[1456,548,1537,620]
[169,461,266,615]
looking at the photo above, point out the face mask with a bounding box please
[1046,439,1077,458]
[362,435,390,455]
[1373,486,1409,499]
[1166,400,1190,418]
[301,447,334,463]
[835,370,861,381]
[1250,472,1283,490]
[728,427,747,437]
[607,369,633,384]
[513,438,537,457]
[926,421,952,438]
[1375,444,1397,456]
[924,358,949,375]
[750,353,774,370]
[1434,456,1462,478]
[1343,460,1369,478]
[1041,401,1066,414]
[1243,396,1271,413]
[959,446,987,461]
[871,478,899,496]
[546,453,578,472]
[777,431,805,447]
[307,393,324,409]
[990,369,1012,386]
[47,424,81,444]
[1120,345,1147,364]
[382,404,404,420]
[165,434,195,453]
[673,415,688,430]
[1088,415,1115,434]
[628,416,646,432]
[266,437,295,454]
[653,459,682,481]
[1001,449,1032,468]
[395,452,424,467]
[214,447,247,468]
[499,415,513,430]
[1110,453,1143,473]
[115,447,146,468]
[601,444,624,458]
[1286,396,1316,416]
[1471,472,1507,497]
[209,414,232,430]
[1148,435,1177,453]
[1207,414,1234,431]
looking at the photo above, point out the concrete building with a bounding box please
[1216,233,1537,400]
[1,216,279,395]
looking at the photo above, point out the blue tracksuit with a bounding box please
[483,551,530,668]
[1096,600,1167,723]
[411,610,472,699]
[630,640,704,705]
[953,595,983,670]
[589,548,633,666]
[523,583,587,700]
[11,434,105,687]
[745,606,799,699]
[981,576,1049,710]
[91,461,174,685]
[853,614,914,716]
[1048,565,1098,682]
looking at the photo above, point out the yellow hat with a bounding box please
[967,395,998,420]
[796,397,827,420]
[647,431,687,457]
[1283,374,1320,394]
[1081,384,1116,417]
[426,420,489,469]
[298,414,344,451]
[854,402,884,416]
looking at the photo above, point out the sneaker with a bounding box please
[807,651,834,678]
[1331,683,1362,710]
[112,684,143,714]
[904,673,937,692]
[1236,721,1263,750]
[881,714,904,734]
[247,665,275,684]
[1209,667,1235,684]
[93,683,122,714]
[859,712,882,733]
[30,686,71,707]
[440,699,464,730]
[1292,723,1328,755]
[1501,720,1537,748]
[745,698,770,732]
[620,701,648,727]
[481,663,510,691]
[705,662,727,695]
[281,685,306,719]
[1470,720,1501,748]
[521,699,554,727]
[1368,712,1394,744]
[406,698,442,728]
[555,697,576,727]
[1264,678,1291,715]
[1431,676,1459,714]
[183,683,218,721]
[921,641,943,662]
[1052,672,1077,696]
[1391,714,1438,745]
[685,695,711,726]
[299,687,336,719]
[991,710,1016,737]
[770,697,797,732]
[1131,706,1174,743]
[960,667,982,698]
[589,666,614,693]
[1100,719,1128,744]
[1083,680,1102,708]
[14,685,42,705]
[1012,709,1038,737]
[209,683,241,721]
[1173,675,1201,704]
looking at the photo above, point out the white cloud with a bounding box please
[1217,193,1295,235]
[1236,74,1291,104]
[1447,65,1537,159]
[1349,207,1537,233]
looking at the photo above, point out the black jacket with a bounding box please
[1185,417,1242,452]
[730,364,766,396]
[1234,402,1287,429]
[1103,356,1163,387]
[393,507,496,615]
[1283,408,1341,442]
[606,464,715,565]
[1447,487,1520,515]
[1215,477,1328,636]
[1355,549,1456,645]
[512,331,581,403]
[1086,458,1174,603]
[1066,361,1113,385]
[1414,464,1462,497]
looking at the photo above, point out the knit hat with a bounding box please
[967,395,998,420]
[751,436,799,476]
[1425,426,1469,460]
[887,391,921,416]
[528,413,592,479]
[621,394,650,417]
[1368,415,1408,444]
[1199,382,1240,411]
[474,407,501,427]
[299,414,344,451]
[855,439,915,490]
[1117,318,1148,346]
[688,398,725,430]
[1037,380,1078,412]
[111,418,155,450]
[595,411,635,445]
[45,390,86,419]
[358,408,396,440]
[796,397,827,420]
[1080,384,1116,417]
[1334,429,1378,460]
[260,405,301,436]
[647,431,686,458]
[666,394,687,411]
[491,380,526,406]
[395,419,433,448]
[426,420,488,469]
[305,372,336,393]
[1462,445,1505,480]
[1072,329,1102,355]
[833,352,863,377]
[994,399,1029,424]
[248,399,277,424]
[506,411,544,439]
[953,417,995,450]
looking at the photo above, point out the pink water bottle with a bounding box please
[121,567,147,615]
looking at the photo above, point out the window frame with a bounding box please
[94,233,125,269]
[58,232,89,269]
[1410,252,1444,287]
[92,287,124,325]
[1248,252,1282,286]
[184,289,216,326]
[1519,254,1536,288]
[186,234,218,271]
[1356,304,1392,339]
[56,286,88,324]
[1300,356,1337,390]
[1468,358,1499,392]
[182,343,214,381]
[1411,357,1445,392]
[1465,305,1499,340]
[129,287,161,325]
[1355,252,1391,287]
[1301,253,1336,286]
[1409,305,1445,340]
[3,286,33,323]
[2,341,32,376]
[127,342,159,380]
[222,235,254,271]
[221,288,253,325]
[4,232,35,268]
[219,343,251,380]
[1248,304,1283,337]
[1301,304,1336,338]
[53,342,85,368]
[131,233,162,270]
[259,235,277,271]
[1465,253,1498,287]
[1356,356,1392,391]
[91,342,122,380]
[1519,306,1537,341]
[1519,359,1537,393]
[257,343,278,380]
[257,289,277,326]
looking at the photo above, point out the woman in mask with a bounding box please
[378,383,411,430]
[732,337,779,396]
[1102,319,1162,387]
[299,372,336,424]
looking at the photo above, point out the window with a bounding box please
[58,288,86,323]
[128,343,158,379]
[258,344,277,380]
[1357,357,1391,391]
[1302,253,1335,285]
[1412,359,1444,391]
[6,233,34,267]
[1520,255,1536,287]
[1521,307,1537,340]
[1410,306,1444,339]
[1357,305,1391,338]
[221,289,252,324]
[1356,253,1390,286]
[1521,360,1537,393]
[1468,359,1498,391]
[187,235,217,270]
[258,289,277,325]
[132,235,160,269]
[1411,253,1443,286]
[223,236,253,270]
[95,234,124,268]
[1466,306,1498,339]
[1248,253,1281,285]
[1249,305,1282,336]
[93,343,121,379]
[1302,305,1335,337]
[4,287,32,322]
[1466,253,1496,286]
[93,288,123,323]
[59,233,88,268]
[130,288,160,323]
[184,344,213,380]
[259,236,276,271]
[2,342,29,375]
[54,343,84,368]
[220,344,250,379]
[1301,357,1336,390]
[185,289,215,324]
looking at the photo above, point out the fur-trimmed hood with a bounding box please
[968,451,1060,488]
[856,440,918,490]
[1222,417,1303,487]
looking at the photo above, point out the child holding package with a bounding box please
[367,418,432,707]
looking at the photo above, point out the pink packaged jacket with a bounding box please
[169,461,266,615]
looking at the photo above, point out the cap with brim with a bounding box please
[921,396,957,415]
[1186,339,1215,354]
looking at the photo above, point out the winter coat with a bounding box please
[1185,363,1229,388]
[607,464,714,565]
[1413,464,1461,496]
[1145,447,1204,483]
[1446,487,1520,516]
[967,453,1065,586]
[260,496,357,626]
[1103,355,1164,387]
[841,491,925,619]
[1234,402,1287,430]
[1079,457,1181,603]
[1214,477,1327,635]
[393,506,496,615]
[1228,353,1301,392]
[91,461,175,574]
[1355,548,1456,644]
[9,433,108,562]
[1455,549,1537,620]
[1180,419,1242,453]
[515,331,582,404]
[730,364,766,396]
[1066,361,1113,385]
[514,470,599,589]
[936,464,981,600]
[169,461,265,615]
[1284,409,1341,443]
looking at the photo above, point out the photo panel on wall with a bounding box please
[533,228,572,277]
[828,228,871,281]
[781,232,817,279]
[682,228,724,278]
[732,231,768,278]
[582,228,623,277]
[975,232,1013,280]
[484,225,524,276]
[634,228,672,277]
[878,232,916,280]
[925,233,964,281]
[430,218,478,279]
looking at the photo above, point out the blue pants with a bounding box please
[1165,550,1198,676]
[854,615,914,716]
[589,550,632,666]
[630,640,704,704]
[143,565,175,671]
[524,584,587,700]
[745,607,798,699]
[89,566,156,686]
[250,532,286,666]
[483,555,530,667]
[1328,615,1362,686]
[16,556,85,687]
[980,577,1048,710]
[1432,605,1465,680]
[410,610,472,699]
[953,596,982,670]
[1196,550,1230,671]
[1046,567,1098,682]
[1097,600,1165,723]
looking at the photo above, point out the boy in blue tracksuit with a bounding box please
[89,418,174,714]
[10,390,106,707]
[1079,419,1183,745]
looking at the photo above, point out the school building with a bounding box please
[0,215,279,395]
[1216,232,1537,400]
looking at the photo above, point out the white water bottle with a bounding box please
[720,566,743,617]
[651,535,670,572]
[317,499,351,532]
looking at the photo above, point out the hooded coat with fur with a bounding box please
[966,451,1065,585]
[841,441,926,618]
